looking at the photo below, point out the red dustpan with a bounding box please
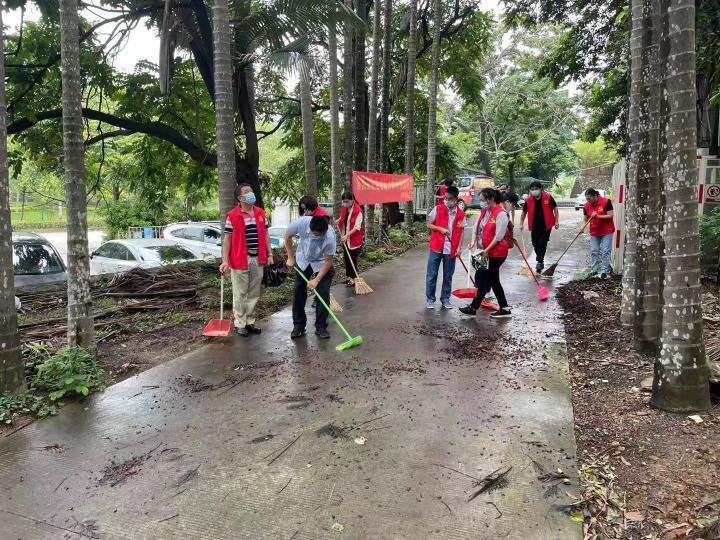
[452,255,500,310]
[203,272,232,336]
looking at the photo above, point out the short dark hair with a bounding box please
[480,187,502,203]
[529,181,543,190]
[445,185,460,198]
[503,191,520,206]
[341,191,353,200]
[309,215,329,233]
[443,179,454,187]
[299,194,319,215]
[585,188,600,197]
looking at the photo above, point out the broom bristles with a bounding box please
[354,277,373,295]
[330,293,343,312]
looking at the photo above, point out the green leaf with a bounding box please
[570,511,584,523]
[332,523,345,533]
[49,390,66,401]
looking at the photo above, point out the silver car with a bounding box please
[162,222,222,259]
[90,239,201,275]
[12,232,68,289]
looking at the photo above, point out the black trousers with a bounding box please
[471,257,508,309]
[293,265,335,331]
[343,246,361,279]
[531,228,552,266]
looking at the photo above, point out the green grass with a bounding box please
[11,205,105,230]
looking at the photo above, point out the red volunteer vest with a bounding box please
[525,192,556,231]
[583,196,616,237]
[338,202,364,250]
[227,204,268,270]
[476,204,509,258]
[429,203,466,258]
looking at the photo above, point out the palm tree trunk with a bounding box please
[426,0,442,206]
[403,0,418,230]
[328,20,343,220]
[628,0,662,352]
[353,0,367,173]
[60,0,95,350]
[343,0,354,186]
[299,56,318,196]
[651,0,710,412]
[0,7,25,394]
[378,0,393,235]
[365,0,383,240]
[212,0,237,220]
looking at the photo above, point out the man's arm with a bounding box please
[309,254,335,290]
[553,207,560,228]
[220,232,231,273]
[519,209,527,229]
[265,225,273,263]
[283,232,295,267]
[426,208,448,235]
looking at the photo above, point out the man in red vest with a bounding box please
[220,184,273,337]
[426,185,466,309]
[583,188,615,278]
[338,191,364,287]
[520,181,559,274]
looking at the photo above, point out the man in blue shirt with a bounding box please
[284,215,337,340]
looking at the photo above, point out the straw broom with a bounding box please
[343,242,373,295]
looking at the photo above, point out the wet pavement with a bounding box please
[1,210,587,539]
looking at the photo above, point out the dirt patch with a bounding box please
[557,277,720,538]
[315,423,350,439]
[383,359,428,375]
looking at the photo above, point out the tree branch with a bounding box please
[84,129,132,147]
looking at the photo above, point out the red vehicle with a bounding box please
[435,176,474,210]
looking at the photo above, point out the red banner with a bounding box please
[352,171,414,205]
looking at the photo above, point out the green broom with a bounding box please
[294,267,364,351]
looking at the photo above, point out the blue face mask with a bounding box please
[243,192,256,205]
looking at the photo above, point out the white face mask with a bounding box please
[444,199,456,209]
[342,201,353,208]
[479,201,489,210]
[530,189,541,198]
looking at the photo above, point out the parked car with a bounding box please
[12,232,67,289]
[575,189,607,211]
[162,221,222,259]
[90,239,201,275]
[469,175,496,209]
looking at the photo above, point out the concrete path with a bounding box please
[1,211,587,539]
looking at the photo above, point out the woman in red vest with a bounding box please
[459,188,512,319]
[583,188,615,278]
[426,185,466,309]
[520,181,559,274]
[338,191,364,287]
[220,184,273,337]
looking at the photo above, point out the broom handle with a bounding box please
[342,241,361,279]
[551,218,592,267]
[513,239,542,288]
[458,255,477,287]
[294,266,353,341]
[220,272,225,321]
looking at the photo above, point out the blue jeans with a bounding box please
[426,250,456,304]
[589,234,613,274]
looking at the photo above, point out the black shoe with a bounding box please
[536,263,543,274]
[291,327,306,339]
[600,273,608,280]
[490,308,512,319]
[245,324,262,334]
[459,305,477,316]
[315,328,331,340]
[236,326,249,337]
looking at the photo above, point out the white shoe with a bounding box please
[426,302,435,310]
[441,302,453,310]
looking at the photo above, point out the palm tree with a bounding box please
[353,0,367,173]
[60,0,96,349]
[0,5,25,394]
[404,0,418,229]
[328,16,343,219]
[299,55,318,195]
[343,0,354,186]
[212,0,237,220]
[651,0,711,412]
[365,0,383,239]
[378,0,393,234]
[425,0,442,206]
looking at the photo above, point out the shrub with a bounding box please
[0,393,57,424]
[32,347,105,401]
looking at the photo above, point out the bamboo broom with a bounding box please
[343,242,373,295]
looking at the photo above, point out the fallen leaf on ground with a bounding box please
[625,511,645,522]
[332,522,345,532]
[354,437,367,445]
[688,415,703,424]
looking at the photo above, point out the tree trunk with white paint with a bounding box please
[365,0,383,240]
[212,0,237,220]
[0,6,25,393]
[343,0,354,186]
[60,0,96,349]
[299,56,318,196]
[404,0,418,230]
[328,20,343,220]
[426,0,442,205]
[651,0,711,412]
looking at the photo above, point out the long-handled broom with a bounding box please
[294,267,363,351]
[342,242,373,294]
[518,228,533,276]
[542,218,592,277]
[513,239,550,301]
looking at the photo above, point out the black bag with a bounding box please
[262,264,287,287]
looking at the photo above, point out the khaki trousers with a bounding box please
[230,257,263,327]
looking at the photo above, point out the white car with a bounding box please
[576,189,607,210]
[162,222,223,259]
[90,239,201,275]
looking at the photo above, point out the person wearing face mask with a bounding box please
[520,181,559,274]
[284,215,338,340]
[298,194,333,225]
[337,191,364,287]
[459,188,512,319]
[583,188,615,278]
[425,185,466,310]
[220,183,273,337]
